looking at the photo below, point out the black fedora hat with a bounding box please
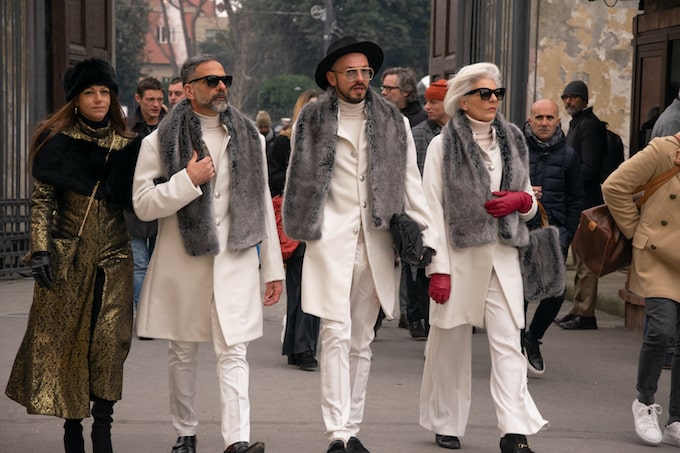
[315,36,384,89]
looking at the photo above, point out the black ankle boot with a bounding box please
[64,418,85,453]
[91,397,115,453]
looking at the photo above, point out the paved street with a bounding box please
[0,272,676,452]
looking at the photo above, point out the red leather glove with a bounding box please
[428,273,451,304]
[484,191,533,217]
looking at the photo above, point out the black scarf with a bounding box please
[157,99,266,255]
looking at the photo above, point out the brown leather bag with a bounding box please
[572,163,680,277]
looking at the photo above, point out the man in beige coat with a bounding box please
[603,133,680,448]
[283,37,435,453]
[133,54,284,453]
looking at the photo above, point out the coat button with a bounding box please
[650,244,657,250]
[671,194,677,199]
[661,220,668,226]
[351,150,358,158]
[359,175,365,182]
[353,227,359,234]
[362,201,367,208]
[216,220,221,227]
[215,191,221,199]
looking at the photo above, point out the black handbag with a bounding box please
[519,202,566,302]
[389,213,434,268]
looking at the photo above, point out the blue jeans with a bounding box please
[131,235,156,308]
[637,297,680,424]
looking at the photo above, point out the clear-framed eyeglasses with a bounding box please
[331,67,374,82]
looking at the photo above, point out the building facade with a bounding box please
[430,0,679,158]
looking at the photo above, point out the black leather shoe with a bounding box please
[296,351,319,371]
[347,436,370,452]
[500,434,534,453]
[398,313,409,329]
[327,439,347,452]
[435,434,461,449]
[172,436,196,453]
[224,441,265,453]
[553,313,574,325]
[559,315,597,330]
[409,320,428,340]
[522,335,544,376]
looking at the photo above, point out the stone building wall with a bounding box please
[528,0,639,156]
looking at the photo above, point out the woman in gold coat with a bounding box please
[5,58,140,453]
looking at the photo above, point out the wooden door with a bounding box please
[48,0,114,110]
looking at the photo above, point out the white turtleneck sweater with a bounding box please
[467,114,502,190]
[195,111,227,172]
[338,98,366,152]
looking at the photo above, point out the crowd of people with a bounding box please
[5,34,680,453]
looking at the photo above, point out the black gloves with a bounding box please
[31,251,53,289]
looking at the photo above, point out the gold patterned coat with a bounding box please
[5,121,140,419]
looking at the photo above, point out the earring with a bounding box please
[74,106,79,116]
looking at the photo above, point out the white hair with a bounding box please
[444,62,502,116]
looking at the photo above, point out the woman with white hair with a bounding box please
[419,62,548,452]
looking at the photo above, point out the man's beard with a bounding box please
[565,105,581,116]
[210,99,228,113]
[197,91,228,113]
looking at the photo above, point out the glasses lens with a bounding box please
[478,88,492,100]
[494,88,506,100]
[361,68,374,81]
[345,69,359,81]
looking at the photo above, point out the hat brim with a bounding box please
[315,41,384,90]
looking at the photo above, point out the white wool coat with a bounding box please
[132,127,284,344]
[423,133,537,329]
[296,115,436,322]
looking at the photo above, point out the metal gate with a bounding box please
[0,1,35,277]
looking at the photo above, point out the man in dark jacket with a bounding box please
[381,67,427,127]
[522,99,584,375]
[558,80,608,330]
[126,77,166,325]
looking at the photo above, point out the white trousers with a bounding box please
[419,271,548,437]
[320,240,381,442]
[169,301,250,448]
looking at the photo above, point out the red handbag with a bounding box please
[272,195,300,261]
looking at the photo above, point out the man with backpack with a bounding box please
[557,80,610,330]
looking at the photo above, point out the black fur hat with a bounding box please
[63,58,119,101]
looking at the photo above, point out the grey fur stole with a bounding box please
[283,89,407,240]
[157,99,266,255]
[441,110,530,248]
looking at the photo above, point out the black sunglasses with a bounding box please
[464,87,506,101]
[187,75,233,88]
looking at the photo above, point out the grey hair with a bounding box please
[382,67,419,102]
[180,54,222,84]
[444,62,502,116]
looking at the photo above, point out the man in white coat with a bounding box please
[282,36,436,453]
[133,54,284,453]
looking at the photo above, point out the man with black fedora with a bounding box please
[283,36,436,453]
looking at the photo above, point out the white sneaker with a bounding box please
[663,421,680,446]
[632,399,663,445]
